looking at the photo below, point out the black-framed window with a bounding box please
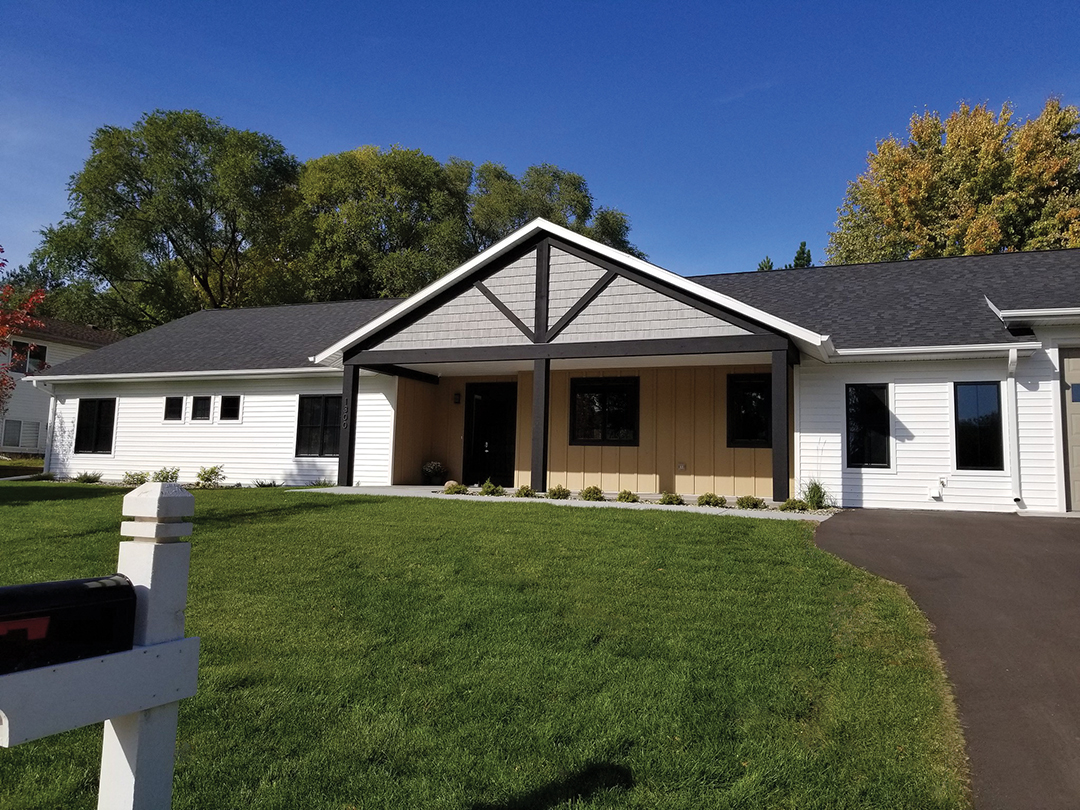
[728,374,771,448]
[74,398,116,454]
[955,382,1004,470]
[296,395,341,457]
[163,397,184,421]
[220,395,241,421]
[10,341,46,374]
[846,384,890,468]
[570,377,639,446]
[191,396,211,421]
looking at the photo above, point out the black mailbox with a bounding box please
[0,575,136,675]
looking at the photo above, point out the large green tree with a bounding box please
[294,150,642,302]
[827,98,1080,264]
[32,110,301,331]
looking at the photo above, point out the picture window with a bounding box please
[570,377,639,446]
[74,398,116,454]
[846,383,890,468]
[955,382,1003,470]
[727,374,771,448]
[296,395,341,457]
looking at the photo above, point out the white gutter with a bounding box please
[30,366,350,386]
[1007,348,1023,505]
[986,296,1080,327]
[310,218,832,364]
[831,342,1041,363]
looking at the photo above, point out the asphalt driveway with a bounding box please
[816,510,1080,810]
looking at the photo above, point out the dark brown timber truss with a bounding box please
[339,234,797,500]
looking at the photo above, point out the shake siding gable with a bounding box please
[377,285,532,350]
[48,375,395,486]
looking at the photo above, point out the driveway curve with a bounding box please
[816,510,1080,810]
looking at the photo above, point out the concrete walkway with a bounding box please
[816,509,1080,810]
[292,485,835,521]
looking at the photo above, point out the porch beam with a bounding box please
[337,364,361,486]
[534,240,550,343]
[358,364,440,386]
[531,358,550,493]
[351,333,789,366]
[771,349,790,503]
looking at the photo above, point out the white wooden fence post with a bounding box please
[97,482,194,810]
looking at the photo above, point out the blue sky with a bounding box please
[3,1,1078,279]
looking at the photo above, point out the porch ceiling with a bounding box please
[387,351,775,378]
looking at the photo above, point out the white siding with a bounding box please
[2,340,96,453]
[796,356,1061,512]
[47,374,396,487]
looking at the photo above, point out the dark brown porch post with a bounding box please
[771,349,790,503]
[337,363,361,486]
[531,358,550,493]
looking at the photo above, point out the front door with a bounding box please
[1063,350,1080,510]
[462,382,517,487]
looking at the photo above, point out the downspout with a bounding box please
[41,382,56,475]
[1008,348,1023,506]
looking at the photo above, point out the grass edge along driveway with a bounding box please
[0,484,970,809]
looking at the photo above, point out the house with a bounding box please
[30,219,1080,513]
[2,318,121,455]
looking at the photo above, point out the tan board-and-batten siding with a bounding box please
[393,364,792,499]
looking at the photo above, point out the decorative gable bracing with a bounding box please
[369,243,754,353]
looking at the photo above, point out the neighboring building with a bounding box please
[31,219,1080,513]
[2,318,121,455]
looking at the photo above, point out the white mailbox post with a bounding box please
[0,482,200,810]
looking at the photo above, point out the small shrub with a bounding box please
[803,478,831,510]
[443,482,470,495]
[253,479,281,488]
[696,492,726,508]
[513,484,536,498]
[658,491,685,506]
[479,478,505,497]
[616,489,640,503]
[547,484,571,500]
[74,471,103,484]
[780,498,809,512]
[122,471,150,487]
[307,478,334,488]
[152,467,179,483]
[579,485,605,501]
[196,465,226,488]
[736,495,766,510]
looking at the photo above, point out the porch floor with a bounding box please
[291,485,833,522]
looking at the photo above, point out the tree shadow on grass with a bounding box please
[0,483,123,507]
[469,763,634,810]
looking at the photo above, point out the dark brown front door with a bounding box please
[462,382,517,486]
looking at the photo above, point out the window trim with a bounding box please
[845,383,892,469]
[953,381,1005,472]
[727,373,772,448]
[73,398,117,456]
[569,376,640,447]
[295,394,342,458]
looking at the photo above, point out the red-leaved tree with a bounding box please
[0,244,46,418]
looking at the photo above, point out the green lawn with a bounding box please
[0,456,44,478]
[0,483,969,809]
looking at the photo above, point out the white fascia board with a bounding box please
[310,218,831,364]
[831,342,1042,363]
[29,366,353,387]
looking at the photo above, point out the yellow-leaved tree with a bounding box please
[827,99,1080,264]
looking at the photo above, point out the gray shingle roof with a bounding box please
[692,249,1080,350]
[38,299,400,377]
